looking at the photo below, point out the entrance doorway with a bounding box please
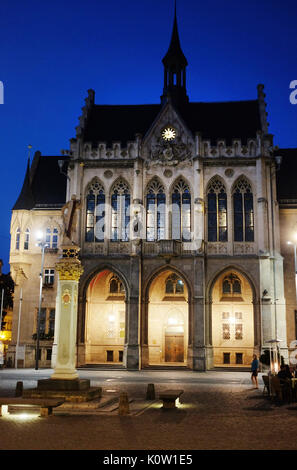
[147,269,188,365]
[165,332,184,362]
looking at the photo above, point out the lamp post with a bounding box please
[35,232,49,370]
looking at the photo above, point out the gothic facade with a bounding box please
[8,11,297,371]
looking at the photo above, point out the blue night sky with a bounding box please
[0,0,296,271]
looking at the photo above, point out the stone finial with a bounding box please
[257,84,269,135]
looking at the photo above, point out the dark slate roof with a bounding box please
[82,104,162,146]
[13,152,69,210]
[82,99,262,147]
[13,159,35,210]
[276,148,297,202]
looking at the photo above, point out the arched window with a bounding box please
[171,178,191,241]
[222,273,242,295]
[207,178,227,242]
[165,273,184,295]
[45,228,59,248]
[233,178,254,242]
[24,228,30,250]
[85,180,105,242]
[111,179,130,242]
[15,228,21,250]
[146,178,166,241]
[109,275,125,294]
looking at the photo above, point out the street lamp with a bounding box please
[35,231,49,370]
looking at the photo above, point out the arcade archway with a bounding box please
[211,269,255,367]
[85,269,126,364]
[147,269,189,365]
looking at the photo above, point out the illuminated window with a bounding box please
[111,179,130,241]
[24,228,30,250]
[45,228,59,248]
[207,178,227,242]
[146,178,166,241]
[85,180,105,242]
[109,276,124,294]
[15,228,20,250]
[233,178,254,242]
[165,273,184,295]
[44,269,55,286]
[222,274,241,295]
[235,324,243,340]
[171,178,191,241]
[222,323,230,340]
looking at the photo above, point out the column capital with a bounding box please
[56,245,84,281]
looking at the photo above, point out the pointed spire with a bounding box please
[12,147,35,210]
[162,1,188,69]
[161,1,189,106]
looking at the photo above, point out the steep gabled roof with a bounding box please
[12,159,35,210]
[81,99,262,147]
[12,153,69,211]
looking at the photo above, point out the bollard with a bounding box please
[146,383,155,400]
[118,392,129,415]
[15,381,23,397]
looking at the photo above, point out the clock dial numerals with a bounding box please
[162,127,176,141]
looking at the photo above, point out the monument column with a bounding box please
[51,246,84,381]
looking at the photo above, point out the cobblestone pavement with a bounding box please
[0,369,297,451]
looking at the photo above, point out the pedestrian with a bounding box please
[251,354,259,389]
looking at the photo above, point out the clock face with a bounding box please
[162,126,176,141]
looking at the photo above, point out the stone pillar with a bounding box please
[51,246,84,381]
[124,257,140,370]
[189,296,206,371]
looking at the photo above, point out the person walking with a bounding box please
[251,354,259,389]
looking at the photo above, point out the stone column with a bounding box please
[51,246,84,381]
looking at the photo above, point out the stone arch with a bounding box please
[141,264,193,367]
[77,262,130,347]
[206,264,260,366]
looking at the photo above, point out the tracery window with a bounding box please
[233,178,254,242]
[207,178,227,242]
[111,179,130,242]
[15,228,20,250]
[85,180,105,242]
[146,178,166,241]
[171,178,191,241]
[222,273,242,295]
[165,273,184,295]
[109,275,125,294]
[24,228,30,250]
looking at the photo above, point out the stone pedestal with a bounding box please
[50,246,84,381]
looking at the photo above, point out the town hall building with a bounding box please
[7,9,297,371]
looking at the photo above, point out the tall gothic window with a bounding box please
[146,178,166,241]
[15,228,20,250]
[85,180,105,242]
[24,228,30,250]
[233,178,254,242]
[171,178,191,241]
[111,179,130,242]
[207,178,227,242]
